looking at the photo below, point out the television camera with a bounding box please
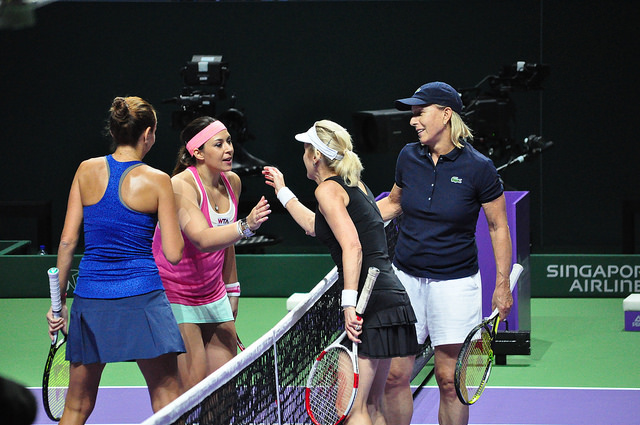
[460,61,554,170]
[164,55,268,177]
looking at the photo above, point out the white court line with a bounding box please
[412,384,640,390]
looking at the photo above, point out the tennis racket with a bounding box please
[42,267,70,422]
[305,266,380,425]
[237,333,245,351]
[454,263,524,405]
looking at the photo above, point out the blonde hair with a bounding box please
[448,109,473,148]
[313,120,363,187]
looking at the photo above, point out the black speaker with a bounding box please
[352,109,413,153]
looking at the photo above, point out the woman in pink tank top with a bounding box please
[153,116,271,391]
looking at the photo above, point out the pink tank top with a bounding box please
[152,167,238,306]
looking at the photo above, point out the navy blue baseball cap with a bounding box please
[395,81,463,114]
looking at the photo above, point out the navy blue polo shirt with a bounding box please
[393,141,503,279]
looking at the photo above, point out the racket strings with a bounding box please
[459,327,492,402]
[307,348,355,425]
[46,342,70,418]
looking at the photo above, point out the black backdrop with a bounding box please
[1,0,639,254]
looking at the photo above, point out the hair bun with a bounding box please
[111,97,130,121]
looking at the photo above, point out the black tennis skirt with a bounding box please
[66,290,185,364]
[357,289,420,359]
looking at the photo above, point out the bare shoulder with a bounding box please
[140,164,170,179]
[315,178,346,202]
[171,168,196,187]
[76,156,105,171]
[130,164,170,188]
[80,156,105,166]
[223,170,241,194]
[75,156,107,181]
[170,169,200,202]
[317,178,344,192]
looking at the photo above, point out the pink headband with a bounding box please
[186,121,228,156]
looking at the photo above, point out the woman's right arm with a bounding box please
[263,166,316,236]
[56,172,82,293]
[173,176,270,252]
[48,167,83,340]
[376,183,403,222]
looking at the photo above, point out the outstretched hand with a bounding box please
[262,166,287,194]
[246,196,271,232]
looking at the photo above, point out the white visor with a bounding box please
[295,125,344,160]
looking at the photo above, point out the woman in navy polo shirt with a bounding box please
[377,82,514,425]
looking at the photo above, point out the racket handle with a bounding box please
[509,263,523,292]
[356,267,379,315]
[48,267,62,319]
[490,263,523,318]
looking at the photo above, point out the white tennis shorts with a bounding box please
[392,265,482,347]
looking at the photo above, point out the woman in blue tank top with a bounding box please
[46,97,185,425]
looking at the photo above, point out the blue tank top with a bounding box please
[75,155,164,299]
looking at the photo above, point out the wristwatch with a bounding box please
[238,218,255,239]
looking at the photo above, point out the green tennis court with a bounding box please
[2,297,638,389]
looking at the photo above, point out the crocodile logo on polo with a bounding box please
[451,176,463,184]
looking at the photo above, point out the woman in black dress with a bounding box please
[263,119,419,424]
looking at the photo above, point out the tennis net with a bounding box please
[141,266,343,425]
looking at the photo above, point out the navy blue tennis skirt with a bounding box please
[66,290,186,364]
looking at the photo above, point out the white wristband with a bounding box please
[277,187,297,208]
[341,289,357,308]
[236,221,244,238]
[226,282,241,297]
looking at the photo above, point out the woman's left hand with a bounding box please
[343,307,363,343]
[228,296,239,320]
[246,196,271,231]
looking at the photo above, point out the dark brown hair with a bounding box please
[106,96,156,150]
[171,116,219,175]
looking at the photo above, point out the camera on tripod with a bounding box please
[460,61,553,169]
[165,55,230,130]
[165,55,270,177]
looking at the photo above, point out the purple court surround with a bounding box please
[31,387,153,425]
[477,191,530,331]
[411,386,640,425]
[30,386,640,424]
